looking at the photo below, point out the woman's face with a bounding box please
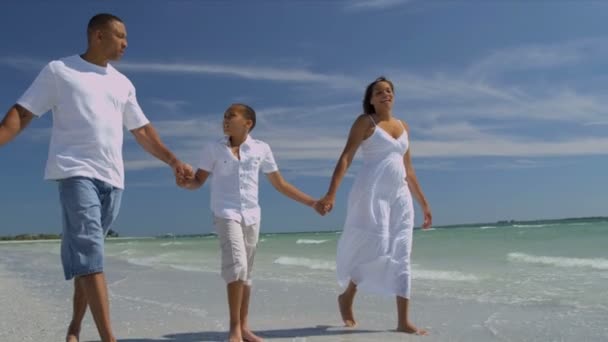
[369,81,394,112]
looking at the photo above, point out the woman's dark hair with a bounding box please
[362,76,394,115]
[234,103,256,131]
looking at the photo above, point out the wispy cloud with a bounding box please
[124,159,165,171]
[466,37,608,80]
[584,120,608,126]
[484,159,546,170]
[118,61,358,89]
[0,57,43,70]
[414,136,608,158]
[405,89,608,124]
[8,35,608,177]
[345,0,412,11]
[0,56,359,89]
[389,71,516,102]
[146,99,189,115]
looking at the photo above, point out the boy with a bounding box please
[177,103,320,342]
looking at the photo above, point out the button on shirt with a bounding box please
[199,136,279,226]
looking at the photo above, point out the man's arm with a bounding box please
[0,105,35,146]
[130,123,193,178]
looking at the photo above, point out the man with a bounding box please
[0,13,193,342]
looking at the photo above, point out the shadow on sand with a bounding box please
[114,324,384,341]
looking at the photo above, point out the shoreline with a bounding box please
[2,215,606,241]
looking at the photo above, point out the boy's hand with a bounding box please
[171,160,194,181]
[314,196,334,216]
[175,168,194,189]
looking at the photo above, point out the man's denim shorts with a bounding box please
[58,177,123,280]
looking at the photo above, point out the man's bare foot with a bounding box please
[397,322,428,335]
[242,327,263,342]
[338,293,357,327]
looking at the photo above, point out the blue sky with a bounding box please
[1,1,607,236]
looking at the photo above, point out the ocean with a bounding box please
[1,218,607,341]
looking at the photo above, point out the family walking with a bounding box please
[0,13,432,342]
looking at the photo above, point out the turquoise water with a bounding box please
[92,219,608,310]
[37,220,603,309]
[2,219,607,340]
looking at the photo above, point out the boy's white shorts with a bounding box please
[214,216,260,285]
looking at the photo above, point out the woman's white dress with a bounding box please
[336,117,415,298]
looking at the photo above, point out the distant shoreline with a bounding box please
[1,216,606,241]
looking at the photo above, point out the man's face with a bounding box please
[97,20,128,61]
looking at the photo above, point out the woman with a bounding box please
[317,76,432,335]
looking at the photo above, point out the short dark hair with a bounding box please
[87,13,123,35]
[363,76,394,115]
[234,103,256,132]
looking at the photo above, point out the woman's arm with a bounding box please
[402,121,432,228]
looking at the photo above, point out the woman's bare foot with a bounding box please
[229,328,243,342]
[338,293,357,327]
[242,327,263,342]
[397,322,428,335]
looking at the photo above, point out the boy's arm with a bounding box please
[0,105,35,146]
[266,171,316,207]
[177,168,210,190]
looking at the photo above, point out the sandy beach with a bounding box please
[0,243,485,342]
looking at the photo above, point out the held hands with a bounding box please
[314,195,334,216]
[171,160,195,188]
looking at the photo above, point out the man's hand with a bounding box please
[171,160,194,183]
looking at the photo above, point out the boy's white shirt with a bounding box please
[16,55,150,189]
[199,135,279,226]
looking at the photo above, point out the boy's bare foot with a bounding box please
[397,322,428,335]
[66,325,80,342]
[242,327,263,342]
[66,334,78,342]
[338,294,357,327]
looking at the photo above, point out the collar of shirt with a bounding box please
[223,134,253,151]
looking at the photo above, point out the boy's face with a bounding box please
[223,105,252,137]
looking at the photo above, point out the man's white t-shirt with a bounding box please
[17,55,150,189]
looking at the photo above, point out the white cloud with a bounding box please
[117,61,358,89]
[146,99,189,115]
[124,159,166,171]
[466,37,608,80]
[405,88,608,123]
[345,0,412,10]
[0,56,360,90]
[7,35,608,176]
[584,120,608,126]
[0,57,43,70]
[414,137,608,158]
